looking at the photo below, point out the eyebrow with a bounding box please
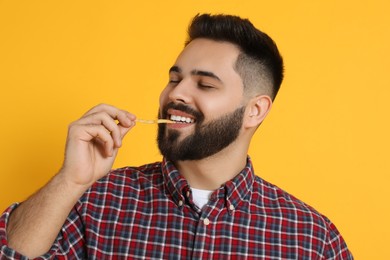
[169,66,223,83]
[169,66,181,73]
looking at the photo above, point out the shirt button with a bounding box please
[186,191,190,197]
[178,200,183,206]
[229,204,235,211]
[203,218,210,226]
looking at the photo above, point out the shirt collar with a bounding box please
[161,157,255,211]
[161,158,190,208]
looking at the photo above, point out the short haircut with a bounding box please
[186,14,284,100]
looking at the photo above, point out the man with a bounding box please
[0,14,353,259]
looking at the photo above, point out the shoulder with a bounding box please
[251,175,332,228]
[107,161,161,182]
[105,161,163,184]
[84,161,164,199]
[251,176,353,257]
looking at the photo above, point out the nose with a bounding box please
[167,79,193,104]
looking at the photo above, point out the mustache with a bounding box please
[161,103,204,120]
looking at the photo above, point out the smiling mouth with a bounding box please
[169,114,195,124]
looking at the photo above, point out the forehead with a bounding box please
[174,38,241,79]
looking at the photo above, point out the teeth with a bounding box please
[170,115,194,123]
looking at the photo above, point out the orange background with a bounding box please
[1,1,389,259]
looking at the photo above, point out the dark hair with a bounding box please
[186,14,284,100]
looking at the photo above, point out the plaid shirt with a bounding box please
[1,157,352,259]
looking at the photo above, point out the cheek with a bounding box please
[159,87,169,106]
[202,93,244,116]
[199,101,230,121]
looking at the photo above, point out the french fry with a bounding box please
[136,119,175,124]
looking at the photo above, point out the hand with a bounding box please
[59,104,136,188]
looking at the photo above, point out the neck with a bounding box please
[174,140,249,190]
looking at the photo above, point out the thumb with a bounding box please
[119,122,135,140]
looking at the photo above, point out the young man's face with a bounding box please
[158,38,246,161]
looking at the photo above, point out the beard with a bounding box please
[157,103,245,161]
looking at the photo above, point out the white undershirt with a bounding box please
[190,187,213,210]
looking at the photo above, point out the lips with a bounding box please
[167,108,196,124]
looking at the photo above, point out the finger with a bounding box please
[117,110,136,128]
[72,104,137,148]
[78,112,123,148]
[114,115,137,147]
[83,103,117,117]
[118,122,134,140]
[85,126,115,157]
[74,111,136,149]
[69,124,115,157]
[82,104,135,127]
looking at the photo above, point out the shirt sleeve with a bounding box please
[323,217,354,260]
[0,203,87,259]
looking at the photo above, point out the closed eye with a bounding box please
[198,84,214,89]
[198,81,217,90]
[169,79,181,84]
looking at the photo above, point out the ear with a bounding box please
[243,95,273,128]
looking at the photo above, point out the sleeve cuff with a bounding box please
[0,203,60,260]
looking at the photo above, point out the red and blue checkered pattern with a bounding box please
[0,157,353,259]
